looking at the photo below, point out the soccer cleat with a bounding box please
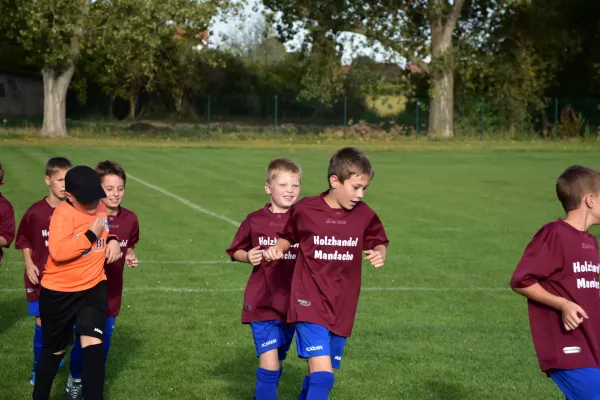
[29,371,35,385]
[65,374,83,400]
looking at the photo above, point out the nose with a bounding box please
[356,188,364,199]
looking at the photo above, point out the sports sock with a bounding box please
[33,324,43,371]
[32,350,63,400]
[306,371,334,400]
[81,343,105,400]
[69,336,83,380]
[255,367,280,400]
[297,375,310,400]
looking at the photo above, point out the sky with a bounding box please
[208,0,404,65]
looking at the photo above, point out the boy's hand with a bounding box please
[264,246,283,262]
[560,301,589,331]
[89,218,105,237]
[125,250,139,268]
[364,249,385,268]
[25,262,40,285]
[105,240,121,264]
[246,246,263,266]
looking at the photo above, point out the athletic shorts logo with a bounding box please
[334,356,342,361]
[563,346,581,354]
[306,346,323,352]
[297,299,311,307]
[94,327,104,335]
[262,339,277,347]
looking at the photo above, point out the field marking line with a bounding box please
[128,173,240,227]
[0,286,510,293]
[2,260,234,265]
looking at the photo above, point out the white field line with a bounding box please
[128,173,240,227]
[0,286,510,293]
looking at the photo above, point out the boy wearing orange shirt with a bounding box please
[32,166,121,400]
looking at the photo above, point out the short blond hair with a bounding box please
[266,158,302,184]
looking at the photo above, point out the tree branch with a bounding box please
[442,0,466,40]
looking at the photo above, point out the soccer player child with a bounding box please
[66,160,140,400]
[226,158,302,400]
[0,162,15,266]
[32,165,121,400]
[15,157,72,384]
[264,147,389,400]
[510,165,600,400]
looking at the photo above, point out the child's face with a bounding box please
[330,173,371,210]
[100,174,125,209]
[66,193,100,214]
[45,169,69,201]
[265,172,301,210]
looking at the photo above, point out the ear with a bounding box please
[584,194,595,209]
[65,192,74,202]
[45,175,51,186]
[329,175,340,189]
[264,182,272,195]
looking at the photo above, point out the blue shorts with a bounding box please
[295,322,347,369]
[551,368,600,400]
[250,320,295,361]
[28,300,40,317]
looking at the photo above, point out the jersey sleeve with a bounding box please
[0,201,15,247]
[15,208,32,250]
[129,215,140,248]
[226,217,252,260]
[278,204,300,244]
[48,208,94,262]
[363,211,389,250]
[510,226,564,289]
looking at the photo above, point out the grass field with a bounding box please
[1,140,600,399]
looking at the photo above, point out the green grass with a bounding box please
[1,142,599,399]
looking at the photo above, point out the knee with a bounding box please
[79,335,103,348]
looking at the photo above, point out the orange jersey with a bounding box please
[42,201,116,292]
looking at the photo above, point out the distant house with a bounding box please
[174,27,209,51]
[0,70,43,118]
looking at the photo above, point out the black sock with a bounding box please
[82,343,105,400]
[32,350,63,400]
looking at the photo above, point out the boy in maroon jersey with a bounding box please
[0,163,15,265]
[264,147,389,400]
[15,157,71,385]
[226,158,302,400]
[510,165,600,400]
[66,160,140,400]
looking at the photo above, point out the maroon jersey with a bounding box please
[105,207,140,317]
[0,193,16,264]
[279,192,389,337]
[510,219,600,374]
[226,204,299,324]
[15,199,55,301]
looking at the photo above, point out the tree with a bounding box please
[0,0,238,134]
[262,0,511,137]
[0,0,92,136]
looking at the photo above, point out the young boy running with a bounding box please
[0,162,15,266]
[226,158,302,400]
[510,165,600,400]
[32,165,121,400]
[66,160,140,400]
[15,157,72,384]
[264,147,389,400]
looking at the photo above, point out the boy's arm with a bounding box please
[49,211,102,262]
[0,202,16,248]
[513,283,588,331]
[226,218,260,265]
[23,248,41,285]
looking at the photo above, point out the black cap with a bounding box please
[65,166,106,204]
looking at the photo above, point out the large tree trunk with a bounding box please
[428,66,454,137]
[426,0,466,138]
[40,64,75,137]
